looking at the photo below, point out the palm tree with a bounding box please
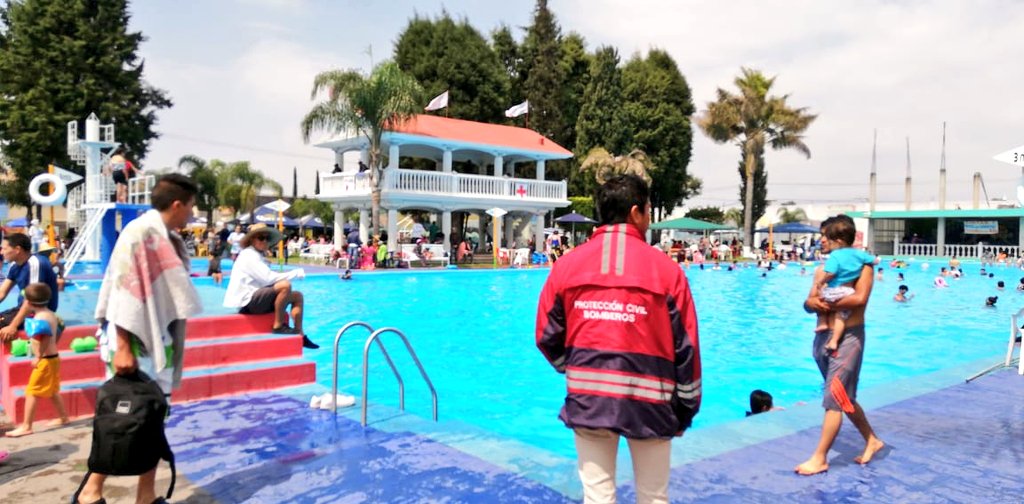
[724,207,743,228]
[225,162,283,216]
[178,155,222,224]
[579,147,656,186]
[698,68,816,247]
[776,206,808,224]
[300,61,423,236]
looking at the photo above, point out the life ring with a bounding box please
[28,173,67,206]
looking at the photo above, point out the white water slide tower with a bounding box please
[65,113,118,264]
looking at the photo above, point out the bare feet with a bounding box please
[854,438,885,465]
[5,426,33,438]
[47,418,70,428]
[794,458,829,475]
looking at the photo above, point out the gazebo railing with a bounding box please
[318,167,567,202]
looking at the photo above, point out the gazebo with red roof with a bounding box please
[315,115,573,256]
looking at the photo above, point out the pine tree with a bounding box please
[521,0,566,179]
[292,167,298,200]
[0,0,171,208]
[315,170,321,195]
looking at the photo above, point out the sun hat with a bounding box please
[242,223,283,248]
[37,242,58,254]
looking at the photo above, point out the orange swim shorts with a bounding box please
[26,356,61,398]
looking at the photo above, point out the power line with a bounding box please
[160,132,331,162]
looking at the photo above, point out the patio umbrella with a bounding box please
[298,214,326,229]
[754,222,820,234]
[554,212,597,241]
[254,210,298,227]
[6,216,28,227]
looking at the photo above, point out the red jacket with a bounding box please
[536,223,701,438]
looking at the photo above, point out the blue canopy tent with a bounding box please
[299,214,326,229]
[253,210,298,227]
[6,216,29,227]
[754,222,820,234]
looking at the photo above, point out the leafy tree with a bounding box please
[0,0,171,208]
[699,67,816,244]
[558,32,590,151]
[520,0,565,163]
[291,197,334,227]
[301,61,424,236]
[579,147,654,186]
[567,196,595,219]
[394,12,509,123]
[177,155,222,224]
[777,206,808,224]
[685,206,725,224]
[491,24,522,99]
[738,150,767,230]
[622,49,696,221]
[574,46,626,196]
[724,208,743,227]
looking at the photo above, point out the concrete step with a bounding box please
[8,358,317,423]
[5,332,305,388]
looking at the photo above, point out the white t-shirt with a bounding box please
[227,231,245,254]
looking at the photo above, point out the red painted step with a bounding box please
[11,360,316,423]
[5,334,303,388]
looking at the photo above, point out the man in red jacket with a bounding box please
[536,174,701,504]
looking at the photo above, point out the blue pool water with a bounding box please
[42,261,1014,459]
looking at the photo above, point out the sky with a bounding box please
[128,0,1024,211]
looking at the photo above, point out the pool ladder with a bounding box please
[330,321,438,426]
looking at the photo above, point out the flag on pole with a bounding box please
[504,100,529,118]
[425,90,449,111]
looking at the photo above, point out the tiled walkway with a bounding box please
[166,369,1024,503]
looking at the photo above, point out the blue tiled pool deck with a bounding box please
[166,368,1024,503]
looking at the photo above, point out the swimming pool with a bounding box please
[45,261,1014,460]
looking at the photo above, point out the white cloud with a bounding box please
[558,0,1024,208]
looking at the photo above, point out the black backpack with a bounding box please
[72,371,176,502]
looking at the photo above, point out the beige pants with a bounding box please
[574,428,671,504]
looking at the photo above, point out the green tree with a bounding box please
[301,61,424,235]
[0,0,171,208]
[292,167,298,200]
[291,197,334,227]
[685,206,725,224]
[558,32,590,151]
[699,67,816,244]
[777,206,808,224]
[622,49,696,221]
[177,155,223,224]
[491,24,522,99]
[574,46,626,196]
[567,196,595,219]
[394,12,509,123]
[520,0,565,163]
[738,150,767,230]
[724,208,743,227]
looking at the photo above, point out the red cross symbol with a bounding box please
[516,184,527,197]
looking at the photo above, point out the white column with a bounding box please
[494,155,504,178]
[443,149,452,173]
[359,209,369,243]
[387,208,398,252]
[334,208,344,251]
[536,159,546,180]
[937,217,946,256]
[1019,217,1024,251]
[334,150,344,166]
[442,210,452,253]
[534,211,545,253]
[388,144,400,170]
[507,161,516,178]
[360,148,369,167]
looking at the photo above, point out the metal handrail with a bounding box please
[361,327,438,426]
[330,321,404,414]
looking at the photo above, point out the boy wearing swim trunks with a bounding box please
[6,282,68,437]
[816,219,877,353]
